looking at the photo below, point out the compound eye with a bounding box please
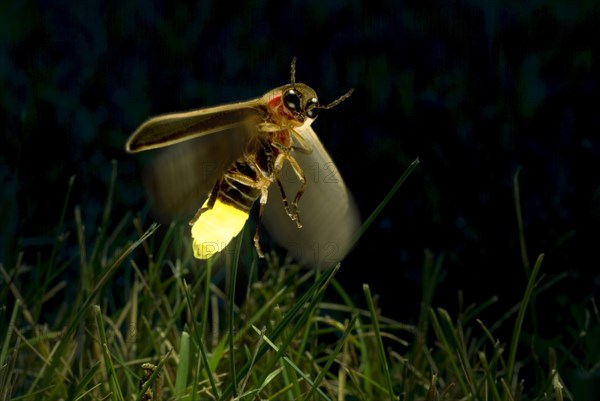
[305,97,319,119]
[283,89,301,112]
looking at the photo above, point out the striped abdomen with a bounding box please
[191,138,277,259]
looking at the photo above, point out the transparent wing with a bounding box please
[263,126,360,269]
[128,100,265,221]
[139,129,248,221]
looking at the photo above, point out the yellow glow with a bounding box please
[191,198,249,259]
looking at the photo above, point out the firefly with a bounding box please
[126,58,359,268]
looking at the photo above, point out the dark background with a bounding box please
[1,0,599,391]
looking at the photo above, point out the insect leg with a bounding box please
[274,176,301,228]
[290,129,313,154]
[189,178,222,225]
[286,155,307,226]
[222,160,269,258]
[274,153,306,228]
[253,188,269,258]
[257,122,283,132]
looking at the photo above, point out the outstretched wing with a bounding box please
[126,99,265,152]
[127,99,266,221]
[263,126,360,269]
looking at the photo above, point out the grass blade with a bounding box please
[353,158,419,246]
[175,331,191,399]
[363,284,395,400]
[504,253,544,399]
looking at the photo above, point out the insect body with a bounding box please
[126,59,359,268]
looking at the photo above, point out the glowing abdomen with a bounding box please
[191,198,250,259]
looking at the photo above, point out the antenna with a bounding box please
[290,56,297,86]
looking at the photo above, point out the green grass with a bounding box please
[0,160,598,400]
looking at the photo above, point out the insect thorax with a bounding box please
[216,134,284,212]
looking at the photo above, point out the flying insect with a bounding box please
[126,58,359,268]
